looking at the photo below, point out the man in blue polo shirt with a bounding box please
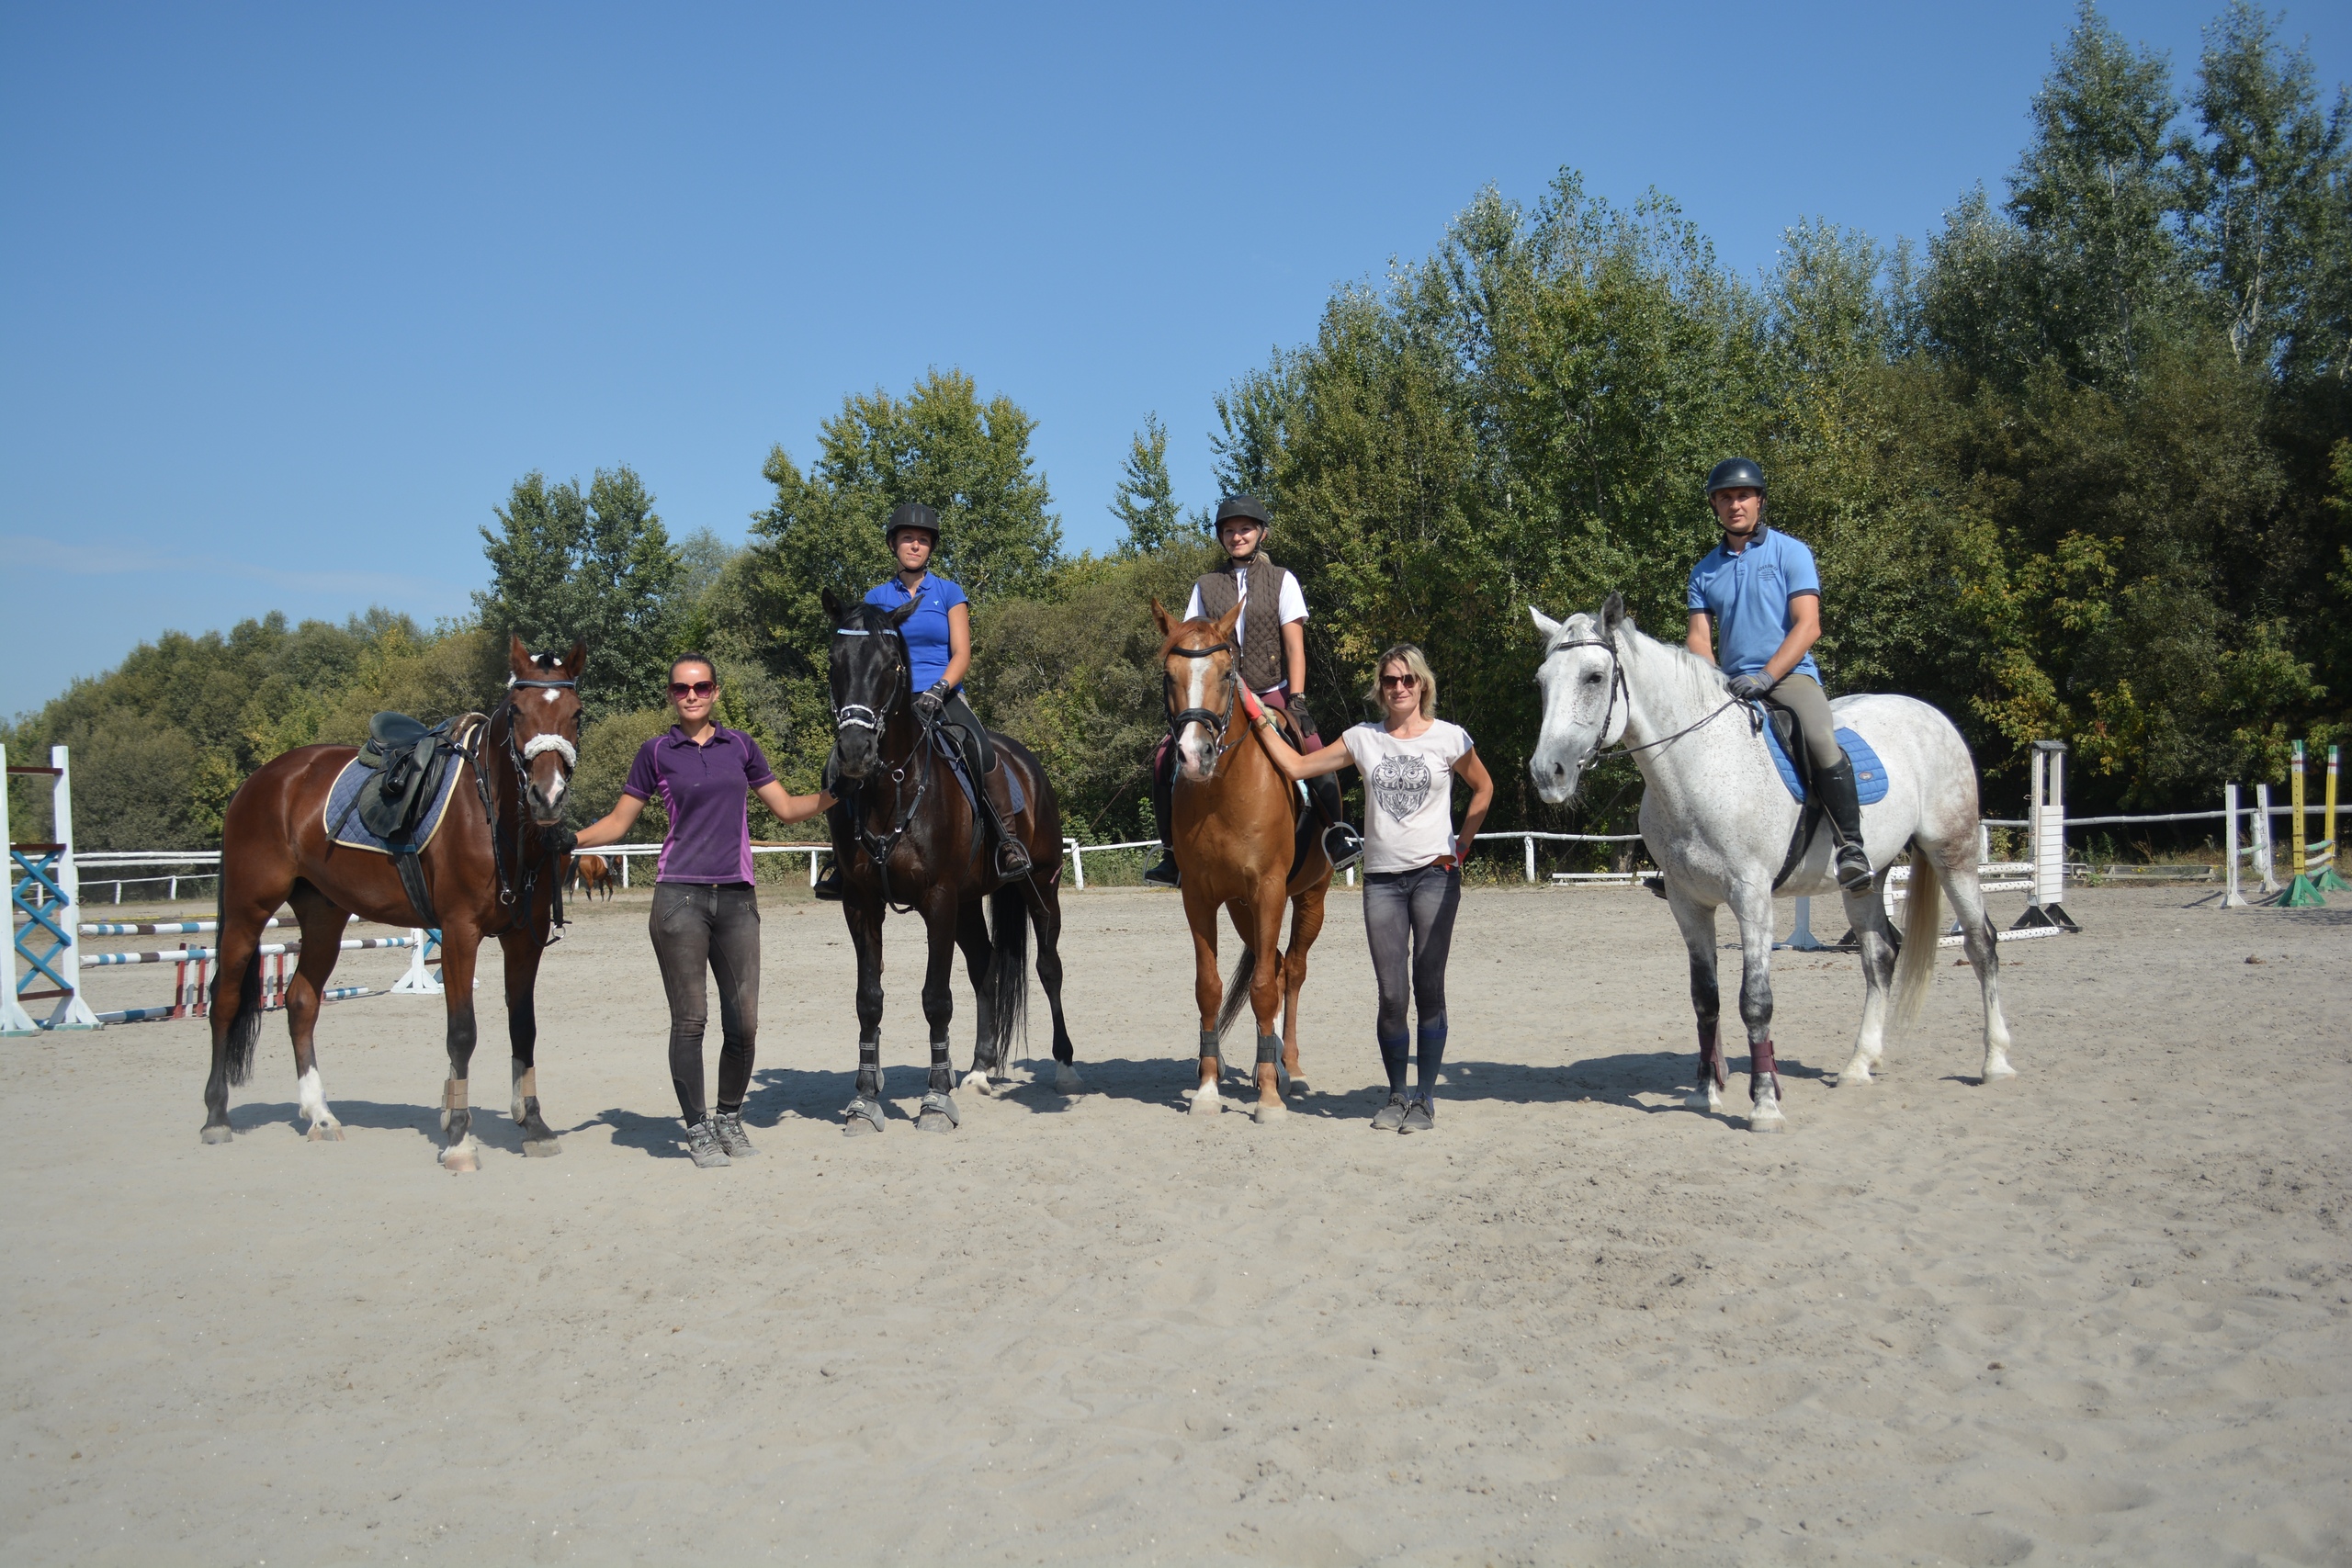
[1686,457,1871,893]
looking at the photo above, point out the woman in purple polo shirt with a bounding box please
[574,653,833,1168]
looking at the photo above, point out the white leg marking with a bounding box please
[297,1066,342,1138]
[1191,1071,1221,1117]
[1055,1062,1084,1093]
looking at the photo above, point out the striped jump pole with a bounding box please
[2317,744,2347,894]
[5,742,102,1036]
[2278,740,2324,908]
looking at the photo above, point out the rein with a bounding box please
[1163,639,1242,765]
[1549,636,1749,762]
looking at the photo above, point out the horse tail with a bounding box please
[214,879,266,1088]
[985,882,1030,1070]
[1888,844,1940,1043]
[1214,946,1256,1045]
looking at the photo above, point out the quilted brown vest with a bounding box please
[1193,552,1292,694]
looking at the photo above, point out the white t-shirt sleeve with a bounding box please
[1277,571,1308,626]
[1182,585,1204,621]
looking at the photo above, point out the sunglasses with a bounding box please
[1379,673,1419,688]
[668,681,717,698]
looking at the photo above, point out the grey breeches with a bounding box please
[1770,673,1842,769]
[650,881,761,1123]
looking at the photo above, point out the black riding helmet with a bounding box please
[1705,457,1766,496]
[884,501,942,543]
[1214,494,1272,530]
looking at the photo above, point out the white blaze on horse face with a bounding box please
[1176,656,1215,778]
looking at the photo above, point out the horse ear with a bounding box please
[1210,600,1242,641]
[1529,605,1562,644]
[884,596,922,629]
[821,587,846,624]
[1600,592,1627,637]
[507,634,532,677]
[1150,598,1174,639]
[565,641,586,678]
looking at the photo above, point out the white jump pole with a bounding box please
[2018,739,2075,931]
[2222,783,2248,909]
[2254,784,2278,894]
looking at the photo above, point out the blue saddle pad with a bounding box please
[324,752,467,853]
[1762,723,1891,806]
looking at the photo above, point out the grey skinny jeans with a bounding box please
[650,881,762,1124]
[1769,672,1842,770]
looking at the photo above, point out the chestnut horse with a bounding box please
[201,637,583,1170]
[822,590,1080,1136]
[570,853,616,900]
[1151,600,1333,1122]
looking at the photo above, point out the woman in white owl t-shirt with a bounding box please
[1251,643,1493,1133]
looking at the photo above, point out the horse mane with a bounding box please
[1622,618,1732,709]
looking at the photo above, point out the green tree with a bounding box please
[474,465,684,716]
[1110,414,1190,554]
[2177,1,2350,370]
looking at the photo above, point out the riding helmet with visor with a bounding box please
[1213,494,1272,531]
[884,502,942,544]
[1704,457,1766,496]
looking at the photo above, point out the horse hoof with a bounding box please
[1054,1064,1084,1093]
[1253,1100,1287,1124]
[919,1111,956,1134]
[1190,1092,1221,1118]
[1747,1111,1787,1134]
[199,1124,232,1145]
[961,1070,993,1094]
[523,1136,563,1157]
[1686,1089,1714,1111]
[441,1147,480,1173]
[1838,1067,1873,1088]
[842,1118,880,1138]
[1286,1076,1309,1097]
[1983,1057,2018,1082]
[306,1123,344,1143]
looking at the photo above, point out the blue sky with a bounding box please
[5,0,2346,716]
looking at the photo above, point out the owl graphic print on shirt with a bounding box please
[1370,753,1433,822]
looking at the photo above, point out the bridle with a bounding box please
[1546,633,1747,765]
[473,674,580,935]
[831,619,935,914]
[1163,638,1241,765]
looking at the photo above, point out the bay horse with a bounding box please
[1150,599,1333,1122]
[1528,594,2016,1132]
[570,853,616,900]
[202,636,584,1170]
[821,589,1079,1135]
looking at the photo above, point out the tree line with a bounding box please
[8,2,2346,854]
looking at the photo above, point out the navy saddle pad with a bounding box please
[1761,721,1891,805]
[326,750,467,853]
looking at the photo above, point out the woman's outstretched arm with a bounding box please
[573,793,647,850]
[1250,710,1353,781]
[754,779,835,825]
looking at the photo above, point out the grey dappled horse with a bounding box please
[1528,594,2016,1132]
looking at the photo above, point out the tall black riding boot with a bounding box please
[979,763,1033,880]
[1309,773,1363,871]
[813,750,846,900]
[1815,756,1873,894]
[1143,754,1180,888]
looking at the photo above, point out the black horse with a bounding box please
[820,589,1080,1134]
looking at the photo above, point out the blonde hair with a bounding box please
[1367,643,1437,719]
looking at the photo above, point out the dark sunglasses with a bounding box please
[1379,673,1419,688]
[668,680,717,698]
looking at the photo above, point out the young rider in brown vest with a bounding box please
[1143,495,1363,887]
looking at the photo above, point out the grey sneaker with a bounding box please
[685,1119,732,1168]
[1400,1097,1435,1134]
[1371,1093,1409,1132]
[713,1111,756,1158]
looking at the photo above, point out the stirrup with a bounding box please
[993,839,1033,879]
[813,862,845,901]
[1834,842,1874,895]
[1323,822,1364,872]
[1142,852,1180,888]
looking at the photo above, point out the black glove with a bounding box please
[1727,672,1776,703]
[914,681,950,722]
[544,823,579,859]
[1284,694,1315,737]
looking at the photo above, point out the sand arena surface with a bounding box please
[4,882,2347,1565]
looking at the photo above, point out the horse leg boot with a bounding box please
[919,1036,960,1133]
[439,940,483,1170]
[1731,891,1785,1133]
[1815,757,1873,895]
[1193,1030,1222,1117]
[843,1034,886,1135]
[1255,1032,1287,1122]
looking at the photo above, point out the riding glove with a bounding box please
[544,823,580,859]
[914,681,950,722]
[1285,694,1315,736]
[1727,672,1777,703]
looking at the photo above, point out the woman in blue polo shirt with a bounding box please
[572,653,833,1168]
[1686,457,1871,893]
[813,502,1030,896]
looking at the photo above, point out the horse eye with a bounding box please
[1582,672,1603,685]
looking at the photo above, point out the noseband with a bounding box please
[830,626,900,736]
[1164,639,1239,761]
